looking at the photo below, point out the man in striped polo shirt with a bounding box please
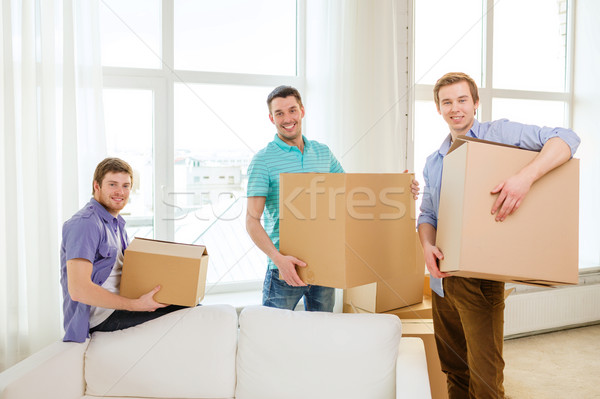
[245,85,344,311]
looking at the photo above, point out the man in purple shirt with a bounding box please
[60,158,183,343]
[417,72,580,398]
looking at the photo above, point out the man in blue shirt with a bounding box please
[246,86,345,311]
[417,72,580,398]
[60,158,183,343]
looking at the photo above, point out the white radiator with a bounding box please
[504,283,600,338]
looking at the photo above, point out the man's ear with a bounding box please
[474,100,479,115]
[268,113,275,124]
[93,180,100,194]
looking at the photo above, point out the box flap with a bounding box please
[128,237,207,259]
[447,135,533,156]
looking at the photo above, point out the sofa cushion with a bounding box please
[84,305,237,398]
[235,306,402,399]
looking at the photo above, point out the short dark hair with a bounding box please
[92,157,133,195]
[266,85,303,113]
[433,72,479,109]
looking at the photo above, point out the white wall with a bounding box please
[573,0,600,269]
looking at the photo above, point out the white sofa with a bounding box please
[0,305,431,399]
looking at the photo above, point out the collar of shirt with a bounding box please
[89,198,126,231]
[273,134,309,153]
[437,119,481,157]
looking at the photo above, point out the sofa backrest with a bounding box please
[235,305,402,399]
[84,305,238,399]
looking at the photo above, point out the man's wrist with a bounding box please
[270,253,284,267]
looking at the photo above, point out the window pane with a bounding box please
[414,0,482,85]
[174,0,296,75]
[413,100,452,211]
[493,0,568,91]
[491,98,566,128]
[103,89,155,239]
[174,83,274,284]
[99,0,161,68]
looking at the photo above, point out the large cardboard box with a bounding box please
[120,238,209,307]
[437,136,579,286]
[280,173,424,312]
[401,319,448,399]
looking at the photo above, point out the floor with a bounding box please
[503,323,600,399]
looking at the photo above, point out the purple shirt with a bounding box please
[417,119,580,297]
[60,198,128,342]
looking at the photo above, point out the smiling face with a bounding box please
[436,80,479,139]
[269,95,305,146]
[93,172,131,217]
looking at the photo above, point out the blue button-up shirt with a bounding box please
[60,198,128,342]
[417,119,581,296]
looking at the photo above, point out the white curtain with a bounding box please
[305,0,409,173]
[0,0,105,371]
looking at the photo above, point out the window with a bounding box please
[100,0,301,291]
[411,1,588,268]
[103,88,155,238]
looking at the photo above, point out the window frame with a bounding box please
[408,0,585,274]
[408,0,574,182]
[101,0,306,293]
[409,0,574,128]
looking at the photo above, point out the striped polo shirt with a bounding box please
[247,134,344,269]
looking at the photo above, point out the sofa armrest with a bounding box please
[396,337,432,399]
[0,340,88,399]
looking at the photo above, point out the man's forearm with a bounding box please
[418,222,437,249]
[519,137,572,184]
[491,137,573,221]
[71,281,136,310]
[246,214,281,262]
[67,259,163,312]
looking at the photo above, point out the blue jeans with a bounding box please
[262,268,335,311]
[89,305,187,334]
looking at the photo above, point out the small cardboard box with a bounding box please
[401,319,448,399]
[385,295,433,319]
[120,238,209,307]
[342,233,425,312]
[280,173,424,312]
[437,136,579,286]
[343,294,432,319]
[424,272,432,296]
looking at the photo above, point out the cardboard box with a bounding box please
[401,319,448,399]
[349,287,512,318]
[437,136,579,286]
[280,173,424,312]
[385,295,432,319]
[424,272,432,296]
[341,232,425,312]
[120,238,209,307]
[344,293,432,319]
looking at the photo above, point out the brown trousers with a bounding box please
[432,277,506,399]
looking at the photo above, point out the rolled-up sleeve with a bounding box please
[417,159,438,230]
[482,119,581,157]
[542,127,580,157]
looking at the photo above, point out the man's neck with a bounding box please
[93,196,120,218]
[450,122,475,142]
[278,134,304,153]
